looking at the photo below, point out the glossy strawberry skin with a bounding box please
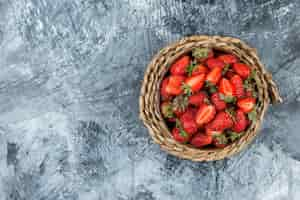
[165,75,185,95]
[205,67,222,85]
[180,108,198,135]
[211,93,227,111]
[184,73,206,92]
[218,54,238,64]
[230,75,245,98]
[232,109,248,132]
[213,138,227,148]
[206,58,225,69]
[207,111,234,132]
[195,104,216,126]
[188,92,208,106]
[191,64,208,76]
[160,77,172,100]
[237,97,256,113]
[190,133,212,148]
[218,78,234,97]
[233,63,251,79]
[170,56,190,75]
[172,128,190,143]
[205,125,222,136]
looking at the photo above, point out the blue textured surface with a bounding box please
[0,0,300,199]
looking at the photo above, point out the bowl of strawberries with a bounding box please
[140,35,282,161]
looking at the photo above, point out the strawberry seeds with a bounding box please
[160,48,258,148]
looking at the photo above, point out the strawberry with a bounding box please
[195,104,216,126]
[218,78,234,97]
[190,64,208,76]
[160,77,172,100]
[206,58,225,69]
[230,74,245,98]
[205,66,222,85]
[180,108,198,135]
[170,55,190,75]
[245,90,253,97]
[211,92,227,111]
[192,48,214,62]
[232,109,248,132]
[207,111,234,131]
[233,63,251,79]
[190,133,212,148]
[205,125,222,136]
[165,75,185,95]
[172,127,190,143]
[225,69,236,79]
[212,134,228,148]
[161,101,174,119]
[172,95,188,117]
[188,92,208,106]
[218,54,238,64]
[237,97,256,113]
[183,73,206,94]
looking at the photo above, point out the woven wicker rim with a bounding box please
[139,35,282,161]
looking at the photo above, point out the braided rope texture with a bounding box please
[139,35,282,161]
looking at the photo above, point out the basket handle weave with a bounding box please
[264,72,282,104]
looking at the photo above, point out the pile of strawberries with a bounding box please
[160,48,258,148]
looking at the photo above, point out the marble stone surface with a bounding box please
[0,0,300,199]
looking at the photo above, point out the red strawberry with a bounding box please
[219,78,234,97]
[191,64,208,76]
[172,127,190,143]
[180,108,198,135]
[233,63,251,79]
[205,66,222,85]
[170,55,190,75]
[165,75,185,95]
[195,104,216,126]
[188,92,208,106]
[225,69,236,79]
[212,134,228,148]
[205,125,222,136]
[161,101,174,119]
[160,77,172,100]
[218,54,238,64]
[190,133,212,148]
[206,58,225,69]
[245,90,253,97]
[207,111,234,131]
[192,48,214,62]
[183,73,206,94]
[232,109,248,132]
[211,93,227,111]
[230,75,245,98]
[237,97,256,113]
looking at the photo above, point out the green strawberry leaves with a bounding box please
[162,103,174,118]
[219,93,236,103]
[227,131,244,142]
[247,108,257,123]
[186,60,198,76]
[205,81,217,94]
[182,83,192,96]
[213,134,228,144]
[175,119,188,138]
[192,48,210,60]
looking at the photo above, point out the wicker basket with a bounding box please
[139,35,282,161]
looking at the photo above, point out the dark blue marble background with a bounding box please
[0,0,300,199]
